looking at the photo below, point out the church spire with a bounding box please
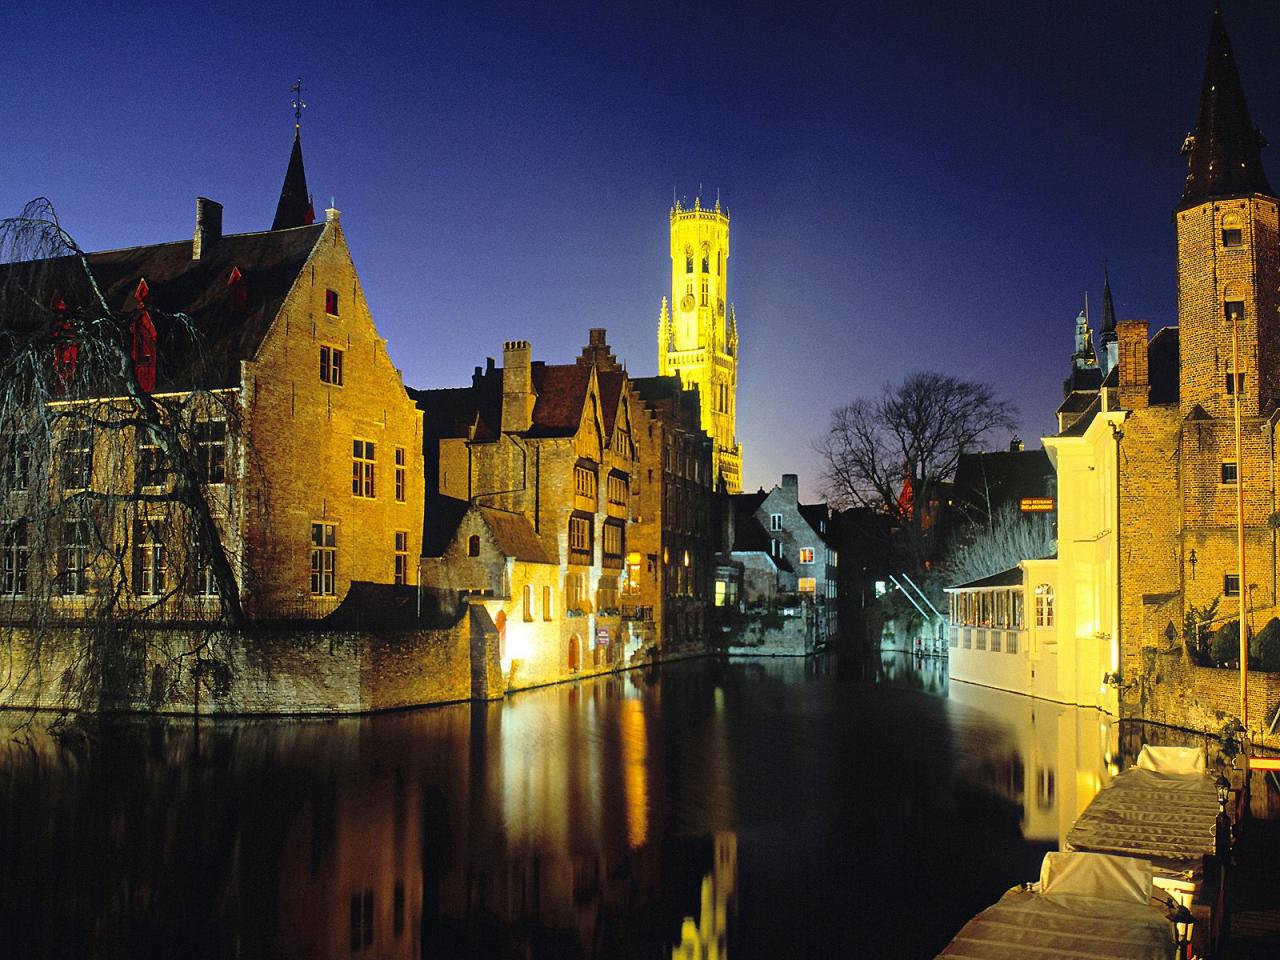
[1099,267,1119,377]
[1179,8,1273,209]
[272,78,316,230]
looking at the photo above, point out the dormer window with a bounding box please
[325,288,339,316]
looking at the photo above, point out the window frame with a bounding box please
[320,344,345,386]
[394,530,409,585]
[132,517,168,597]
[352,439,376,499]
[1222,460,1239,485]
[394,447,406,502]
[1,520,30,597]
[311,521,337,596]
[1225,573,1241,597]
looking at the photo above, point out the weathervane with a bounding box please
[291,77,306,130]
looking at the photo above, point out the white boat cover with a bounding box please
[936,853,1173,959]
[1135,745,1205,776]
[1065,760,1218,876]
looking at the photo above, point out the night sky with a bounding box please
[4,1,1279,500]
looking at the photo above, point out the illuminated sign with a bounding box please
[1020,497,1055,513]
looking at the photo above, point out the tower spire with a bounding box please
[1179,7,1273,208]
[272,78,315,230]
[1101,265,1117,335]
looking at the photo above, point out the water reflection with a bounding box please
[1,653,1169,959]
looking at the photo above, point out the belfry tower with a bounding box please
[1176,8,1279,420]
[657,196,742,492]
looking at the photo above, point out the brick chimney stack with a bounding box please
[1116,319,1150,410]
[501,340,535,433]
[192,197,222,260]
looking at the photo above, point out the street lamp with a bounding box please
[1215,772,1233,865]
[1164,897,1194,958]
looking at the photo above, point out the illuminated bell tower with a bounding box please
[657,195,742,492]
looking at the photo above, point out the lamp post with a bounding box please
[1215,772,1232,865]
[1171,900,1194,959]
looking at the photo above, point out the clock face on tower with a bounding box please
[680,294,695,312]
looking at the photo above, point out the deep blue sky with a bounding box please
[4,1,1277,499]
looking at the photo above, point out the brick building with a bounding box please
[628,374,715,653]
[0,134,425,623]
[412,331,647,686]
[1045,9,1280,731]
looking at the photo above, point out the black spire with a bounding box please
[272,130,314,230]
[1100,267,1117,335]
[1179,8,1273,208]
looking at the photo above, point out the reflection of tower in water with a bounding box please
[671,832,738,960]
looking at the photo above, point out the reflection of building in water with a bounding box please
[672,832,737,960]
[276,740,425,958]
[947,682,1118,846]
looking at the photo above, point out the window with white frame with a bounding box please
[60,427,92,491]
[196,420,227,483]
[798,577,816,593]
[311,522,336,596]
[1,520,29,596]
[132,518,167,596]
[770,513,782,531]
[798,548,815,564]
[352,440,375,498]
[1034,583,1054,626]
[395,447,406,502]
[61,519,90,596]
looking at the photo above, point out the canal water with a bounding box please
[0,651,1198,958]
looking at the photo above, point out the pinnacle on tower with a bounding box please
[1179,7,1273,209]
[272,130,316,230]
[1099,268,1118,377]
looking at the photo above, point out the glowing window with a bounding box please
[1034,583,1054,627]
[799,548,815,564]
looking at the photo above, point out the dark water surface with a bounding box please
[1,652,1165,958]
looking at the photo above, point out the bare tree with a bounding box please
[939,502,1056,588]
[0,199,248,713]
[816,371,1017,568]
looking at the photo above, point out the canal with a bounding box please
[0,651,1198,958]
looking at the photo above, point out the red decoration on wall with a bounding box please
[305,194,316,225]
[51,295,77,389]
[897,465,914,521]
[132,278,157,393]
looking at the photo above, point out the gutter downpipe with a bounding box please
[1111,417,1124,704]
[1232,311,1248,729]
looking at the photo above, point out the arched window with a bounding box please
[701,253,710,273]
[1222,212,1244,248]
[568,634,581,672]
[1034,584,1054,626]
[523,583,534,621]
[685,251,694,273]
[468,534,480,557]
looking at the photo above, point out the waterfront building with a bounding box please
[1038,9,1280,731]
[0,135,425,621]
[657,196,742,493]
[412,331,645,686]
[717,474,837,654]
[628,374,715,653]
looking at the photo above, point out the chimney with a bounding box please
[1115,320,1150,410]
[193,197,222,260]
[781,473,799,503]
[576,327,619,370]
[501,340,535,433]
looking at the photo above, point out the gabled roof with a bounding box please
[1180,8,1273,209]
[1,224,326,392]
[422,495,471,556]
[798,503,833,544]
[413,359,600,441]
[1148,327,1179,405]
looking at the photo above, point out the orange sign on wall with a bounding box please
[1020,497,1055,513]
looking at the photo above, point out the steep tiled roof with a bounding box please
[1180,8,1273,208]
[422,495,471,557]
[413,362,594,441]
[529,364,591,437]
[1,224,325,392]
[479,506,556,564]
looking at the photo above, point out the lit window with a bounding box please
[132,518,167,596]
[352,439,375,498]
[311,522,336,596]
[195,420,227,483]
[1034,583,1054,627]
[395,447,406,502]
[603,521,624,559]
[1222,461,1238,484]
[1222,228,1243,247]
[569,515,592,557]
[1225,573,1241,597]
[394,531,408,585]
[574,464,597,503]
[770,513,782,531]
[799,548,815,564]
[543,584,553,621]
[325,288,339,316]
[607,473,628,506]
[1,521,29,597]
[625,552,641,594]
[798,577,816,592]
[320,345,344,385]
[523,584,534,622]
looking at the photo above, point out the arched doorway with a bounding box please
[568,634,581,673]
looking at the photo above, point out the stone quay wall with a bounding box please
[0,601,504,716]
